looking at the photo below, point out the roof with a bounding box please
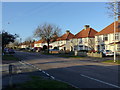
[74,28,98,38]
[34,39,46,44]
[95,21,120,36]
[57,32,75,41]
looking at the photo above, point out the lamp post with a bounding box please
[113,0,117,62]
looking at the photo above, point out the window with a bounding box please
[101,44,105,50]
[79,38,82,44]
[84,38,87,43]
[79,45,83,50]
[115,33,119,40]
[103,34,108,41]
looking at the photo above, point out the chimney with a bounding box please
[84,25,90,30]
[118,16,120,23]
[66,30,70,34]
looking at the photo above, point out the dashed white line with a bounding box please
[19,61,55,80]
[80,74,120,88]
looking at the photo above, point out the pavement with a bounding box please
[2,51,120,89]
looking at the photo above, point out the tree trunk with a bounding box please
[47,39,50,54]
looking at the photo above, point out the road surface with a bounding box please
[3,51,120,89]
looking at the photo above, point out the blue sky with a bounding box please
[2,2,114,42]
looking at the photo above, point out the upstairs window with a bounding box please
[103,34,108,41]
[79,38,82,44]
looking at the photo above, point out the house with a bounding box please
[95,21,120,54]
[73,25,98,51]
[19,41,29,49]
[19,41,35,49]
[56,30,75,51]
[34,39,53,51]
[34,39,46,48]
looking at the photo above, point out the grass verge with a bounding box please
[2,54,19,61]
[3,76,79,89]
[58,54,84,58]
[102,60,120,64]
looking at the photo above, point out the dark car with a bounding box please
[9,48,15,54]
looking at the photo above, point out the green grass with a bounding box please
[102,60,120,64]
[2,55,19,61]
[5,76,79,89]
[58,54,84,58]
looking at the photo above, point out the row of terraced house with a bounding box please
[20,19,120,54]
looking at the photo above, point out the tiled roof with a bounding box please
[74,28,98,38]
[95,21,120,36]
[57,32,75,41]
[34,39,46,44]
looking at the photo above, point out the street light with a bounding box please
[113,0,117,62]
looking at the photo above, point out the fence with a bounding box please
[74,51,103,58]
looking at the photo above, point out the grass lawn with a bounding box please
[2,54,19,61]
[4,76,79,89]
[58,54,84,58]
[102,60,120,64]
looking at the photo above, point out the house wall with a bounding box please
[57,40,67,50]
[34,43,42,48]
[21,45,27,48]
[72,38,95,51]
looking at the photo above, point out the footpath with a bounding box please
[2,60,53,89]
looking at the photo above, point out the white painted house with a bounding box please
[95,21,120,54]
[73,25,98,51]
[56,30,75,51]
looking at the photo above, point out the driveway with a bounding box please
[2,51,120,89]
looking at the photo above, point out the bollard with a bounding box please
[9,64,13,88]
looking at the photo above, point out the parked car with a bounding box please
[101,50,114,56]
[9,48,15,54]
[3,48,9,54]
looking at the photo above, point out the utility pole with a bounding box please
[113,0,117,62]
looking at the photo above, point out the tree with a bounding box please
[106,1,120,17]
[87,38,95,51]
[34,23,61,53]
[2,31,19,50]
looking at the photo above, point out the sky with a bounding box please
[2,2,114,42]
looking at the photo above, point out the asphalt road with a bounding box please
[4,51,120,89]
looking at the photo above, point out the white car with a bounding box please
[101,50,114,56]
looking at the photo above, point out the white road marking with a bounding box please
[19,61,55,80]
[80,74,120,88]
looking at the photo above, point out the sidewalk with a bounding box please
[2,63,50,88]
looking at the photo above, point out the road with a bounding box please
[3,51,120,89]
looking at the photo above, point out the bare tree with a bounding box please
[25,36,33,42]
[106,1,120,17]
[34,23,61,53]
[88,38,95,51]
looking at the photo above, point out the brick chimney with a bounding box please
[66,30,70,34]
[118,16,120,23]
[84,25,90,30]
